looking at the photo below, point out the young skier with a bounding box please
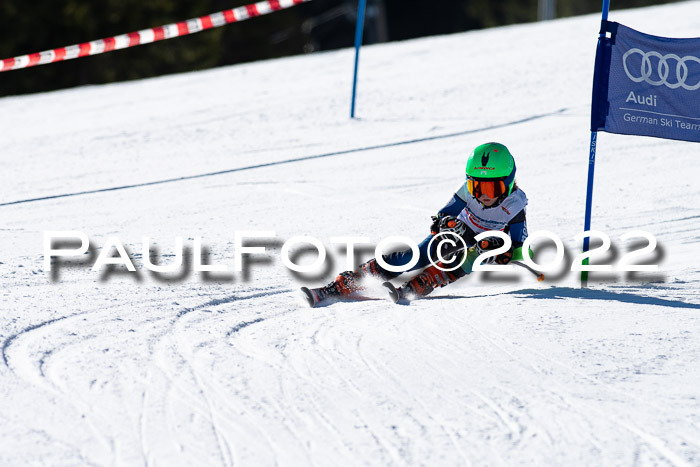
[301,142,530,307]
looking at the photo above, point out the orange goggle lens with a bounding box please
[467,179,507,199]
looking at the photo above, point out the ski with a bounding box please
[382,281,402,304]
[300,286,324,307]
[300,284,378,308]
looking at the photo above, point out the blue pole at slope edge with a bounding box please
[582,132,597,287]
[581,0,611,287]
[601,0,610,21]
[350,0,367,119]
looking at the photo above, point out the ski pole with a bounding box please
[512,261,545,282]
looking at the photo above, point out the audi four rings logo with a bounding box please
[623,48,700,91]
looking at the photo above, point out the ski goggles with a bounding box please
[467,178,508,199]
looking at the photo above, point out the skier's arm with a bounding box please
[430,188,468,234]
[438,191,468,217]
[438,185,467,217]
[506,209,530,261]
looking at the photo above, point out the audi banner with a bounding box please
[591,21,700,143]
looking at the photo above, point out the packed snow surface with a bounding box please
[1,2,700,465]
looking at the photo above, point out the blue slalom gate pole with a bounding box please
[582,132,597,286]
[582,0,610,287]
[350,0,367,119]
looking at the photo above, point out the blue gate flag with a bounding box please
[591,21,700,143]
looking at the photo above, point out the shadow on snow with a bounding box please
[432,286,700,310]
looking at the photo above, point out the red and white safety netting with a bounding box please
[0,0,310,72]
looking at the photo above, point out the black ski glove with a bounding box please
[438,216,468,237]
[431,216,469,261]
[430,213,446,235]
[476,236,513,265]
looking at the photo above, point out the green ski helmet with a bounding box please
[465,142,516,203]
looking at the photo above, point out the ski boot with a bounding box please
[358,258,395,281]
[301,271,362,307]
[384,263,465,303]
[301,259,394,307]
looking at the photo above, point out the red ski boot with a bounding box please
[384,263,465,303]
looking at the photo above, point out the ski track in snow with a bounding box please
[2,2,700,465]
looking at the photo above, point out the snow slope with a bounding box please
[1,2,700,465]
